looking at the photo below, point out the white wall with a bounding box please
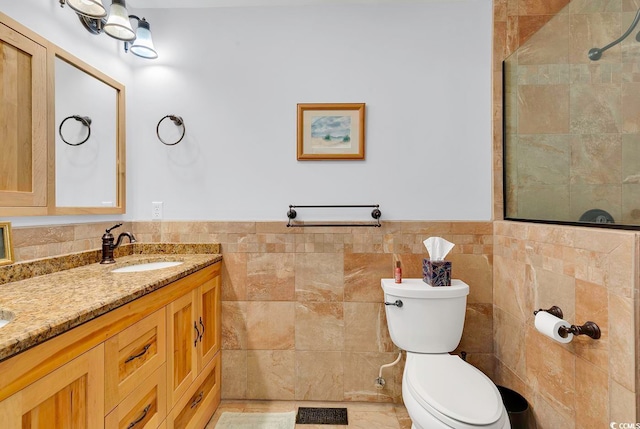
[130,0,493,221]
[1,0,492,225]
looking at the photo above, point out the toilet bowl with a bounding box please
[381,278,509,429]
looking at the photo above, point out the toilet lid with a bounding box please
[405,354,503,426]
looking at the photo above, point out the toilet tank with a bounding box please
[381,278,469,353]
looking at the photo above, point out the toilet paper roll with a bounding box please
[534,311,573,344]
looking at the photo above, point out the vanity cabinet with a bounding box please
[167,275,221,407]
[0,17,48,214]
[0,345,104,428]
[0,262,221,429]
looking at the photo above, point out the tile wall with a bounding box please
[493,221,638,427]
[8,220,494,403]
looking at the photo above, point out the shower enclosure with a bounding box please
[503,1,640,227]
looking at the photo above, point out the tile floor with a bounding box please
[206,400,412,429]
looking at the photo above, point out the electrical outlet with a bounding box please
[152,201,163,220]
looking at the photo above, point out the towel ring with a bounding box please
[59,115,92,146]
[157,114,186,145]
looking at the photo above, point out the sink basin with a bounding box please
[0,310,14,328]
[111,261,184,273]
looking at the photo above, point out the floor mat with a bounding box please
[214,411,296,428]
[295,407,348,425]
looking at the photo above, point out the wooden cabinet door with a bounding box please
[0,20,47,210]
[196,276,220,372]
[105,308,166,412]
[0,345,104,428]
[166,353,220,429]
[166,291,198,407]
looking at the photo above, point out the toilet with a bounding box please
[381,278,510,429]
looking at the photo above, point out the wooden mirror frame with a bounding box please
[48,47,126,215]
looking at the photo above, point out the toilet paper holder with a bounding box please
[533,306,601,340]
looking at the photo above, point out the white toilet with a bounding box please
[381,278,510,429]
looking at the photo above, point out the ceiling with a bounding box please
[127,0,454,9]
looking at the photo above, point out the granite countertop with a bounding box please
[0,252,222,362]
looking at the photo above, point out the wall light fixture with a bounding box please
[59,0,158,59]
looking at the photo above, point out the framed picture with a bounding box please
[297,103,365,160]
[0,222,13,266]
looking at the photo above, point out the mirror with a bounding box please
[50,48,126,214]
[503,3,640,228]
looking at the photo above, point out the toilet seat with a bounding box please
[405,353,504,428]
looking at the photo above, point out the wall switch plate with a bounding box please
[152,201,163,220]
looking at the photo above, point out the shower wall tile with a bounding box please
[622,184,640,223]
[569,184,622,222]
[518,84,570,133]
[622,82,640,132]
[570,134,621,185]
[570,83,621,134]
[517,134,570,185]
[518,0,570,16]
[569,0,622,13]
[517,185,571,220]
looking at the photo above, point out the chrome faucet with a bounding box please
[100,223,136,264]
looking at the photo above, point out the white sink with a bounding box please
[111,261,184,273]
[0,311,14,328]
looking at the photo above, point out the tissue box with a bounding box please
[423,259,451,286]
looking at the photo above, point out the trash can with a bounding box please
[497,386,535,429]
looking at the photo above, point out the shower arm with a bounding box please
[589,8,640,61]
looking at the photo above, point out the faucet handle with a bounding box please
[106,223,123,234]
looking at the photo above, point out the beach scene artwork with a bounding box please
[310,115,352,149]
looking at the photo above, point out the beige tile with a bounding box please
[344,253,394,302]
[574,279,609,372]
[610,380,637,423]
[518,84,569,134]
[570,134,621,185]
[246,253,295,301]
[517,135,570,186]
[458,303,493,353]
[534,268,576,322]
[344,303,393,353]
[347,410,401,429]
[221,253,247,301]
[525,325,575,417]
[622,85,640,134]
[447,253,493,304]
[575,357,609,428]
[221,350,247,399]
[529,391,575,429]
[246,350,295,400]
[493,255,529,321]
[221,301,247,350]
[295,253,344,302]
[343,352,401,402]
[295,302,344,351]
[570,83,621,134]
[570,184,621,224]
[570,12,621,64]
[295,351,344,401]
[518,13,569,65]
[246,302,295,350]
[608,294,635,391]
[494,307,526,380]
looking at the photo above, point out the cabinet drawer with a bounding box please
[105,364,167,429]
[166,352,221,429]
[105,309,166,412]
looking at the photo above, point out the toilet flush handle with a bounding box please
[384,300,403,308]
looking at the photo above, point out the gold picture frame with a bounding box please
[0,221,13,266]
[297,103,365,160]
